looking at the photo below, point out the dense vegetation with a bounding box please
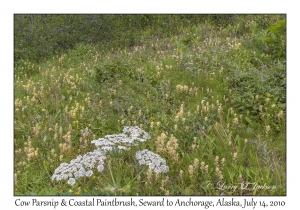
[14,14,286,195]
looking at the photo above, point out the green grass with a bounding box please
[14,15,286,196]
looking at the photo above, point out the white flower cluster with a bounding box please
[123,126,151,140]
[51,149,106,186]
[51,126,168,187]
[91,126,151,150]
[135,149,169,174]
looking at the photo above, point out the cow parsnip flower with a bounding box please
[67,178,76,186]
[91,126,151,149]
[135,149,169,174]
[51,148,106,183]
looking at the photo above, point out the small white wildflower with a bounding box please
[161,165,169,173]
[117,146,127,150]
[149,163,155,170]
[123,126,151,139]
[154,168,162,174]
[135,152,142,160]
[97,165,104,172]
[67,178,76,186]
[101,146,113,151]
[139,159,146,165]
[85,170,93,177]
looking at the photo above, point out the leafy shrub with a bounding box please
[260,18,286,59]
[228,63,285,117]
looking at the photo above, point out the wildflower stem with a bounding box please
[108,162,116,187]
[121,166,147,190]
[116,159,122,186]
[97,170,114,187]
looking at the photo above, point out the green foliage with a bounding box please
[260,18,286,59]
[241,16,286,61]
[207,14,236,27]
[14,14,207,62]
[95,58,138,83]
[227,63,285,115]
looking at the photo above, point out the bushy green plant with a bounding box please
[260,18,286,59]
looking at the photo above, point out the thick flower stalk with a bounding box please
[51,126,168,187]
